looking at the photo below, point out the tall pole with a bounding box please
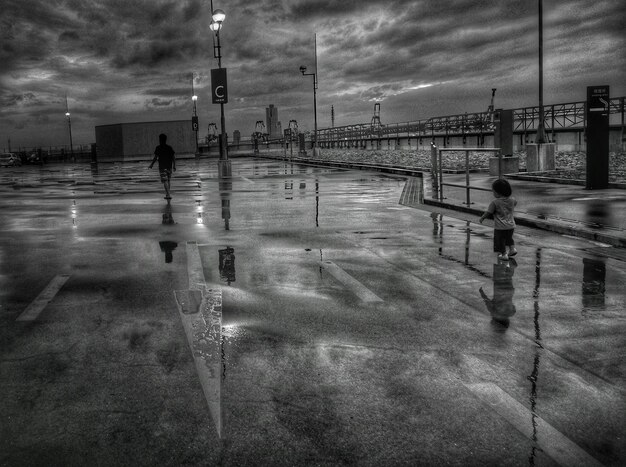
[211,0,227,160]
[65,94,74,161]
[300,35,318,152]
[218,30,227,160]
[536,0,547,144]
[191,73,198,153]
[313,34,318,148]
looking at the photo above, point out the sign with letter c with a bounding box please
[211,68,228,104]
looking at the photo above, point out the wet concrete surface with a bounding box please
[439,173,626,231]
[0,158,625,466]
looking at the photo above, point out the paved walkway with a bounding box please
[422,172,626,247]
[0,158,624,466]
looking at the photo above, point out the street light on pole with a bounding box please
[210,4,228,160]
[299,66,317,150]
[65,94,74,162]
[191,73,199,153]
[299,34,318,151]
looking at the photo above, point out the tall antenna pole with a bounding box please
[536,0,546,144]
[313,34,318,148]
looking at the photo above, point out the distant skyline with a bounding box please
[1,0,625,149]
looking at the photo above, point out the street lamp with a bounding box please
[299,65,317,150]
[65,94,74,162]
[210,4,228,160]
[191,73,199,153]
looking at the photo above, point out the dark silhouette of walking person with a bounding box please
[149,133,176,202]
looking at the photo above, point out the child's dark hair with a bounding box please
[492,179,512,197]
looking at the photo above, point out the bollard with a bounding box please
[430,142,438,199]
[465,150,470,205]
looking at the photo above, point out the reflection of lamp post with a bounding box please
[210,3,227,160]
[191,73,199,153]
[65,94,74,162]
[536,0,547,144]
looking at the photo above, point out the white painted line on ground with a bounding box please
[320,261,383,303]
[176,242,223,437]
[466,382,603,467]
[186,241,206,291]
[16,274,71,321]
[240,176,255,184]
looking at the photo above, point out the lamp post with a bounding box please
[299,34,318,151]
[65,94,74,162]
[210,4,227,160]
[191,73,199,153]
[299,66,317,150]
[536,0,547,144]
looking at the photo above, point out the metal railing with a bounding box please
[316,96,625,143]
[433,145,501,205]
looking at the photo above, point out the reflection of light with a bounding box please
[196,203,204,224]
[222,323,245,340]
[71,200,77,228]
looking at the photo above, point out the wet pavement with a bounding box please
[429,172,626,246]
[0,158,625,466]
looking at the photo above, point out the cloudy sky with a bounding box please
[1,0,624,149]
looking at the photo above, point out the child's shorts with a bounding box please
[493,229,514,253]
[159,169,172,183]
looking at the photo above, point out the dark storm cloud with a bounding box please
[148,98,173,107]
[2,93,39,107]
[288,0,391,17]
[0,0,624,146]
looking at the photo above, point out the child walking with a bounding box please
[479,179,518,261]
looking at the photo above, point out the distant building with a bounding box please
[233,130,241,145]
[95,120,195,161]
[266,104,282,140]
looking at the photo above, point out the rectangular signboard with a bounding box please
[211,68,228,104]
[191,116,198,131]
[587,85,609,114]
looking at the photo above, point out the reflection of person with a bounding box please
[162,203,175,225]
[149,133,176,201]
[159,241,178,263]
[479,179,518,261]
[480,259,517,328]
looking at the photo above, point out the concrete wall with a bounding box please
[94,124,123,160]
[514,127,623,152]
[95,120,196,162]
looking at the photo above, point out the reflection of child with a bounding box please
[479,179,518,261]
[479,260,517,328]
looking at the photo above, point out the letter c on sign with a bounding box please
[215,86,225,98]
